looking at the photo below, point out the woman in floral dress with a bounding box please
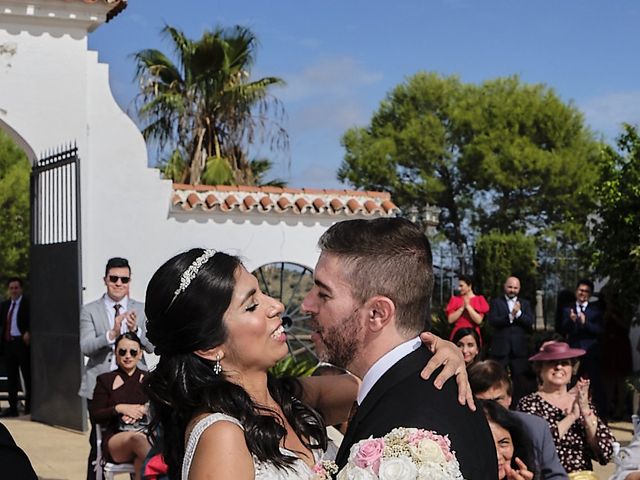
[517,342,614,476]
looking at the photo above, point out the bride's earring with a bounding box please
[213,354,222,375]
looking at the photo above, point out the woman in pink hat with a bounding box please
[517,342,614,477]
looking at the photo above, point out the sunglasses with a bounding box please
[117,348,139,357]
[108,275,130,284]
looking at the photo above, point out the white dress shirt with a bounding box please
[357,336,422,405]
[576,301,588,314]
[506,295,522,323]
[103,294,130,344]
[103,295,132,371]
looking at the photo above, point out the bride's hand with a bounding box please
[419,332,475,410]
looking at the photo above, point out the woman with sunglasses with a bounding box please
[90,332,151,480]
[143,248,470,479]
[517,342,614,477]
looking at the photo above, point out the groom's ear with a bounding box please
[365,296,395,332]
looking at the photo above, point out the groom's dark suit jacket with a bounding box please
[336,345,498,480]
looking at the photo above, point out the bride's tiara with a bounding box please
[169,249,216,306]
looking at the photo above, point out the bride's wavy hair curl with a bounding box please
[144,248,327,478]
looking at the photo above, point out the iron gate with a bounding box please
[30,143,85,431]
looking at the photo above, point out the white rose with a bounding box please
[378,456,418,480]
[409,438,445,464]
[337,465,377,480]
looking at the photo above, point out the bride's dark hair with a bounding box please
[144,248,327,478]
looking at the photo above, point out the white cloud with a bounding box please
[292,100,368,133]
[580,91,640,138]
[280,56,383,102]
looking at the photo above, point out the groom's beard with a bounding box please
[319,309,363,370]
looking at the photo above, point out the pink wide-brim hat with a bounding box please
[528,341,586,362]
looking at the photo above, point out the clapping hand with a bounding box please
[125,311,138,332]
[110,313,124,340]
[569,309,578,323]
[505,458,534,480]
[463,296,471,309]
[577,310,586,325]
[575,378,591,414]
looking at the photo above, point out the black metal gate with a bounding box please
[29,144,85,431]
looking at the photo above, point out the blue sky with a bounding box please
[90,0,640,188]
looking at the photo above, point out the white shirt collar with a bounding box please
[357,336,422,405]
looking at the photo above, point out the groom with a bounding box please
[302,217,497,479]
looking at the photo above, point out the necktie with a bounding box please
[114,303,122,318]
[4,301,15,341]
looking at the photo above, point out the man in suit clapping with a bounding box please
[487,276,534,404]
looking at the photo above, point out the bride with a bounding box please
[144,248,469,479]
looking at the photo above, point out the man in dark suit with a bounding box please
[302,218,497,479]
[560,278,606,417]
[487,276,534,403]
[0,277,31,417]
[469,360,568,479]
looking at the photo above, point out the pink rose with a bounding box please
[353,438,385,473]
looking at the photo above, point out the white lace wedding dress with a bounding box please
[182,412,337,479]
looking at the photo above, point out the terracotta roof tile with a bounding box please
[330,198,344,211]
[186,193,201,209]
[363,199,381,214]
[277,197,291,210]
[260,196,274,210]
[295,197,310,212]
[171,184,399,218]
[346,198,362,214]
[204,193,218,209]
[243,195,257,210]
[224,194,240,209]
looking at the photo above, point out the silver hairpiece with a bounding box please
[172,249,216,301]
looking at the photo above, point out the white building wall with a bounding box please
[0,3,368,306]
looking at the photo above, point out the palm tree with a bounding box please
[133,24,288,185]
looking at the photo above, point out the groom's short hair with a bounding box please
[318,217,433,335]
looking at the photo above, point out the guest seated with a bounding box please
[517,342,614,476]
[469,360,567,479]
[89,332,151,480]
[453,327,481,367]
[482,399,535,480]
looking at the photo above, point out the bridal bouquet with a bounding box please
[313,427,463,480]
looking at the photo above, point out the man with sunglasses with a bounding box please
[78,257,153,480]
